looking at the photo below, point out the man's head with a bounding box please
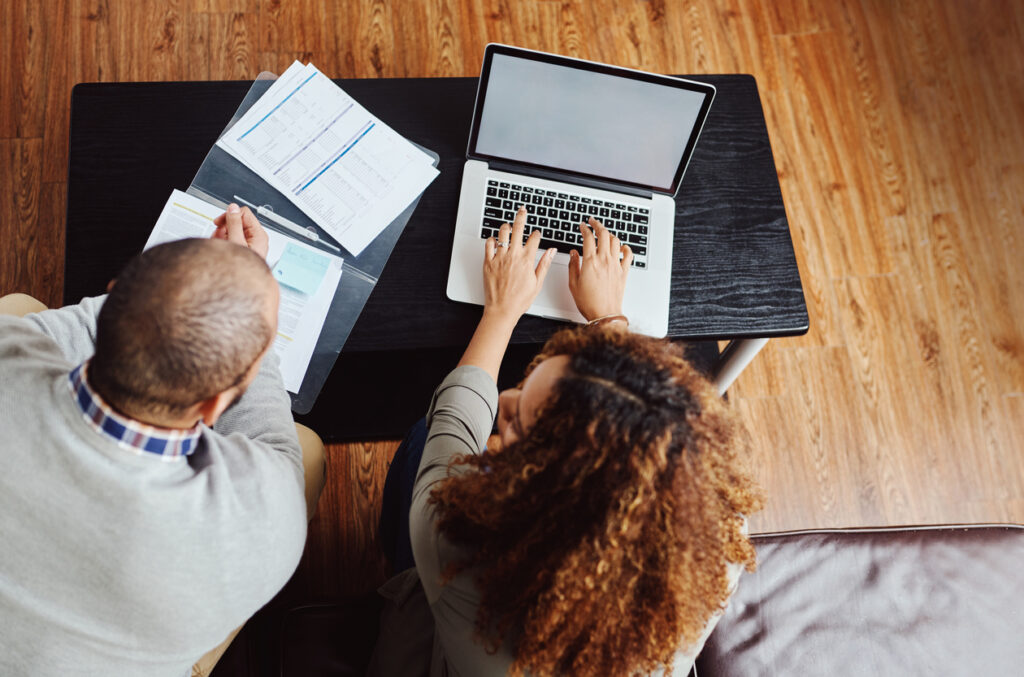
[89,238,279,427]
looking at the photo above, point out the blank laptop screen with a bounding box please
[472,51,711,193]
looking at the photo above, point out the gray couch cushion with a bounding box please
[695,525,1024,676]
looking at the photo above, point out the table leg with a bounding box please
[712,338,769,396]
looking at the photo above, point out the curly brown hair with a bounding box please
[428,326,764,676]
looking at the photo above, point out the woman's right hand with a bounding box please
[483,206,556,323]
[458,206,556,382]
[568,217,633,321]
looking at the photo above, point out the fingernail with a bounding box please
[228,203,240,214]
[519,205,526,212]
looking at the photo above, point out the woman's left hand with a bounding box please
[483,205,557,322]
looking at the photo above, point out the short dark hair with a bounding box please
[90,238,275,419]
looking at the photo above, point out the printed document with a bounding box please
[143,189,344,393]
[216,61,439,256]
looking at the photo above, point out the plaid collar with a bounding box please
[68,362,201,461]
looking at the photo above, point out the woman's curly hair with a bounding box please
[428,326,764,676]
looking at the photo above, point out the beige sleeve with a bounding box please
[408,365,498,603]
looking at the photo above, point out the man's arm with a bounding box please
[212,348,303,466]
[22,295,107,366]
[208,204,302,463]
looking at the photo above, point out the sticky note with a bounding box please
[272,242,330,295]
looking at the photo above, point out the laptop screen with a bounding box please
[468,45,715,195]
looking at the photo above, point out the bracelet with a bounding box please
[587,314,629,328]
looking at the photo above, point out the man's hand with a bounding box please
[212,203,269,259]
[482,206,556,322]
[568,217,632,321]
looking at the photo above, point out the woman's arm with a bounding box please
[457,206,556,381]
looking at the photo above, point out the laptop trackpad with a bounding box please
[542,250,571,266]
[531,255,580,321]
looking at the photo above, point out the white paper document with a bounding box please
[216,61,439,256]
[143,189,344,393]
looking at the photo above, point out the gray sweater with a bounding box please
[370,365,740,677]
[0,296,307,677]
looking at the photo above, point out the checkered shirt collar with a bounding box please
[68,362,201,461]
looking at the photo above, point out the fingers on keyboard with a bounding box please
[483,180,649,266]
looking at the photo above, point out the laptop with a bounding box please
[446,44,716,337]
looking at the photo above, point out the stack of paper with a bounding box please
[217,61,439,256]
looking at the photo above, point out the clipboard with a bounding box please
[189,72,441,414]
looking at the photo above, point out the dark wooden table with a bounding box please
[66,75,807,439]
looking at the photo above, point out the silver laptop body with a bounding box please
[447,44,716,337]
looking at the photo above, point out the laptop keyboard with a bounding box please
[480,179,650,268]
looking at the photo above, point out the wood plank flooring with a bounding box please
[2,1,1022,607]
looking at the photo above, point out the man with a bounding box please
[0,206,325,676]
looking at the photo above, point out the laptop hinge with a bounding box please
[485,160,654,200]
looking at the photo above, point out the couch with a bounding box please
[272,524,1024,676]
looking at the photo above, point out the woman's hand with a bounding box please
[457,206,556,382]
[483,206,557,322]
[568,217,633,321]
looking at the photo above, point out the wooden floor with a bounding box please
[2,0,1022,605]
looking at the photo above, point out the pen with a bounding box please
[232,195,341,253]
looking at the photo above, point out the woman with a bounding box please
[372,207,762,676]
